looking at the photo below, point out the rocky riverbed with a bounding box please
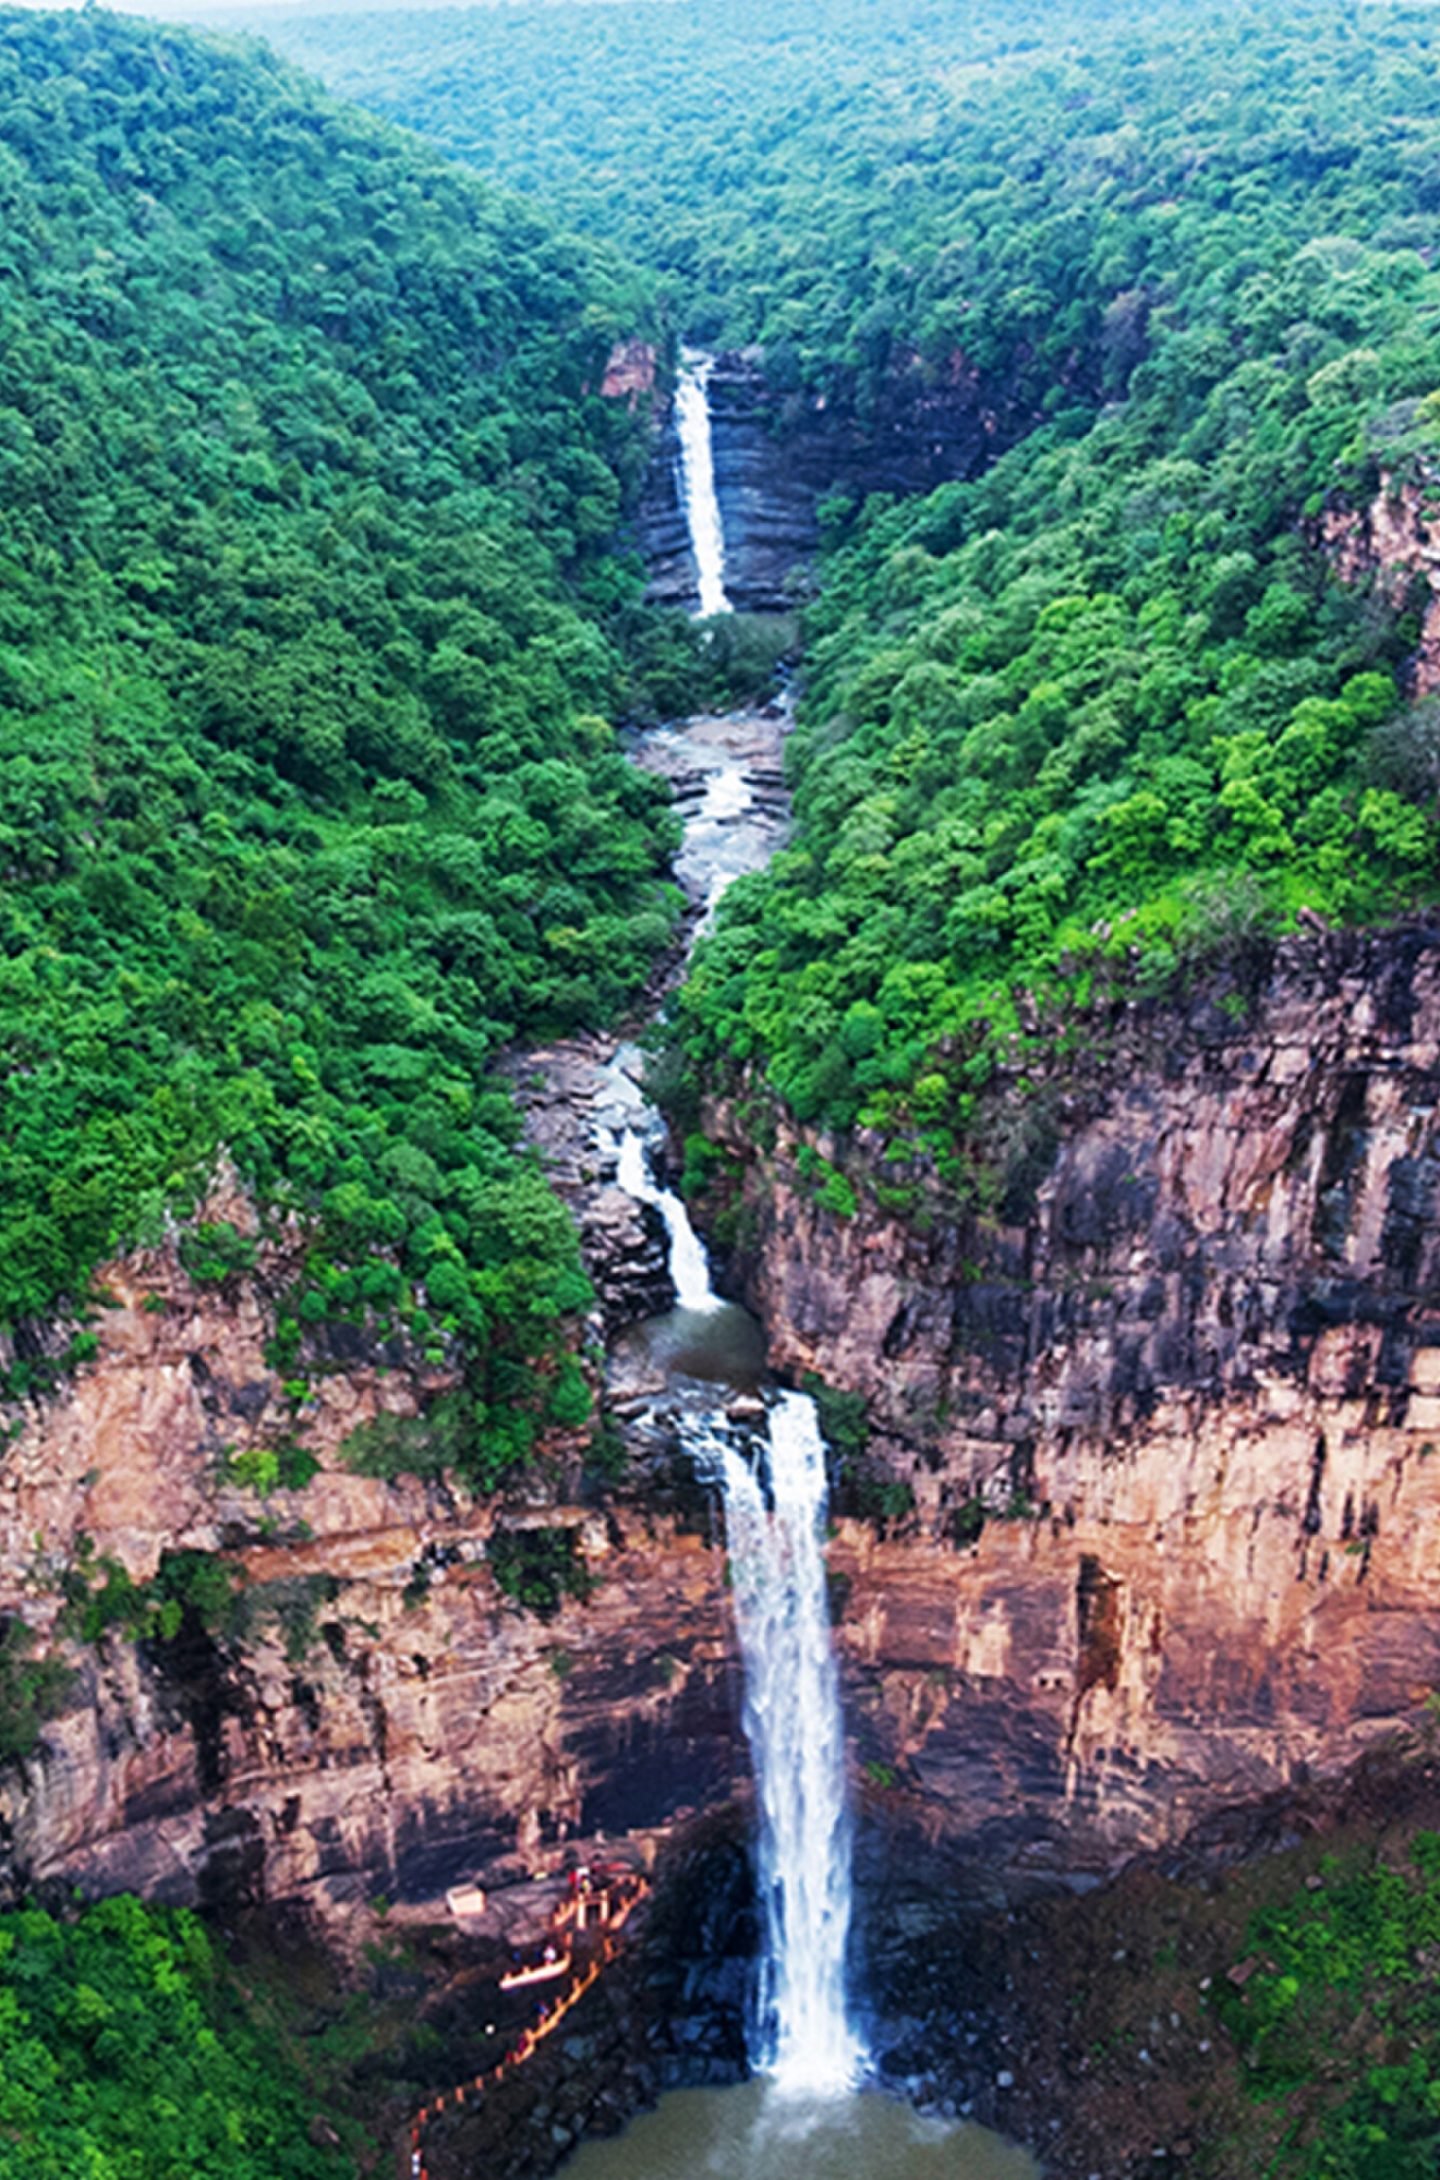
[502,702,789,1345]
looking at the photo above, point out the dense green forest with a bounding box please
[673,4,1440,1154]
[0,7,683,1461]
[269,0,1440,1165]
[8,2,1440,2174]
[0,1894,355,2178]
[1212,1828,1440,2180]
[244,0,1237,396]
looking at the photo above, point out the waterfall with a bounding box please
[675,349,732,619]
[711,1393,864,2095]
[616,1126,723,1314]
[610,771,860,2098]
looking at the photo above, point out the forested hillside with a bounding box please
[247,0,1440,1172]
[0,9,676,1462]
[0,1895,356,2180]
[675,3,1440,1152]
[246,0,1209,394]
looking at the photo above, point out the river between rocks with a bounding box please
[502,359,1039,2180]
[508,693,1037,2178]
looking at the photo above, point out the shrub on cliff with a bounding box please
[0,1617,71,1767]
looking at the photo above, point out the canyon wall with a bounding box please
[1322,472,1440,697]
[706,921,1440,1879]
[0,1197,742,1923]
[13,919,1440,1923]
[636,346,1029,614]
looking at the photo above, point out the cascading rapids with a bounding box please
[674,349,732,619]
[616,1128,723,1315]
[705,1394,865,2095]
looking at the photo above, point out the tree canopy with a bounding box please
[257,0,1440,1166]
[0,1894,355,2179]
[671,2,1440,1154]
[0,7,677,1456]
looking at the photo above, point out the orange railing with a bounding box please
[406,1869,650,2180]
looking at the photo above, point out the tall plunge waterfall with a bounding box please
[711,1395,864,2094]
[616,1127,863,2093]
[675,349,732,618]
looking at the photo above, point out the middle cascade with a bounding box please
[616,1127,722,1315]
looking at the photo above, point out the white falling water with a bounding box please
[610,880,860,2093]
[675,349,733,619]
[712,1393,864,2096]
[616,1127,723,1314]
[699,763,754,822]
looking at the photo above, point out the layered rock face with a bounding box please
[706,923,1440,1877]
[14,906,1440,1927]
[637,346,1026,613]
[0,1209,743,1921]
[0,708,790,1933]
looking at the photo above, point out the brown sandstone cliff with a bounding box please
[1323,470,1440,695]
[705,921,1440,1877]
[0,1194,742,1923]
[13,920,1440,1925]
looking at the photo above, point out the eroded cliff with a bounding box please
[637,344,1041,614]
[0,1192,742,1923]
[703,922,1440,1876]
[13,870,1440,1996]
[1323,471,1440,697]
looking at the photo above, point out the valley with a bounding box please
[8,3,1440,2177]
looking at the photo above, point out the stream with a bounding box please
[559,719,1038,2176]
[512,361,1037,2178]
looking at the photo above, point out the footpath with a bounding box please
[407,1864,650,2178]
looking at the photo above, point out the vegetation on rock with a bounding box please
[0,1617,71,1766]
[1218,1829,1440,2176]
[487,1522,595,1618]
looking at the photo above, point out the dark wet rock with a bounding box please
[637,347,1057,612]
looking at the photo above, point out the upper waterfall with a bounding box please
[675,349,732,618]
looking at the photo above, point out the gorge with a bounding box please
[11,3,1440,2176]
